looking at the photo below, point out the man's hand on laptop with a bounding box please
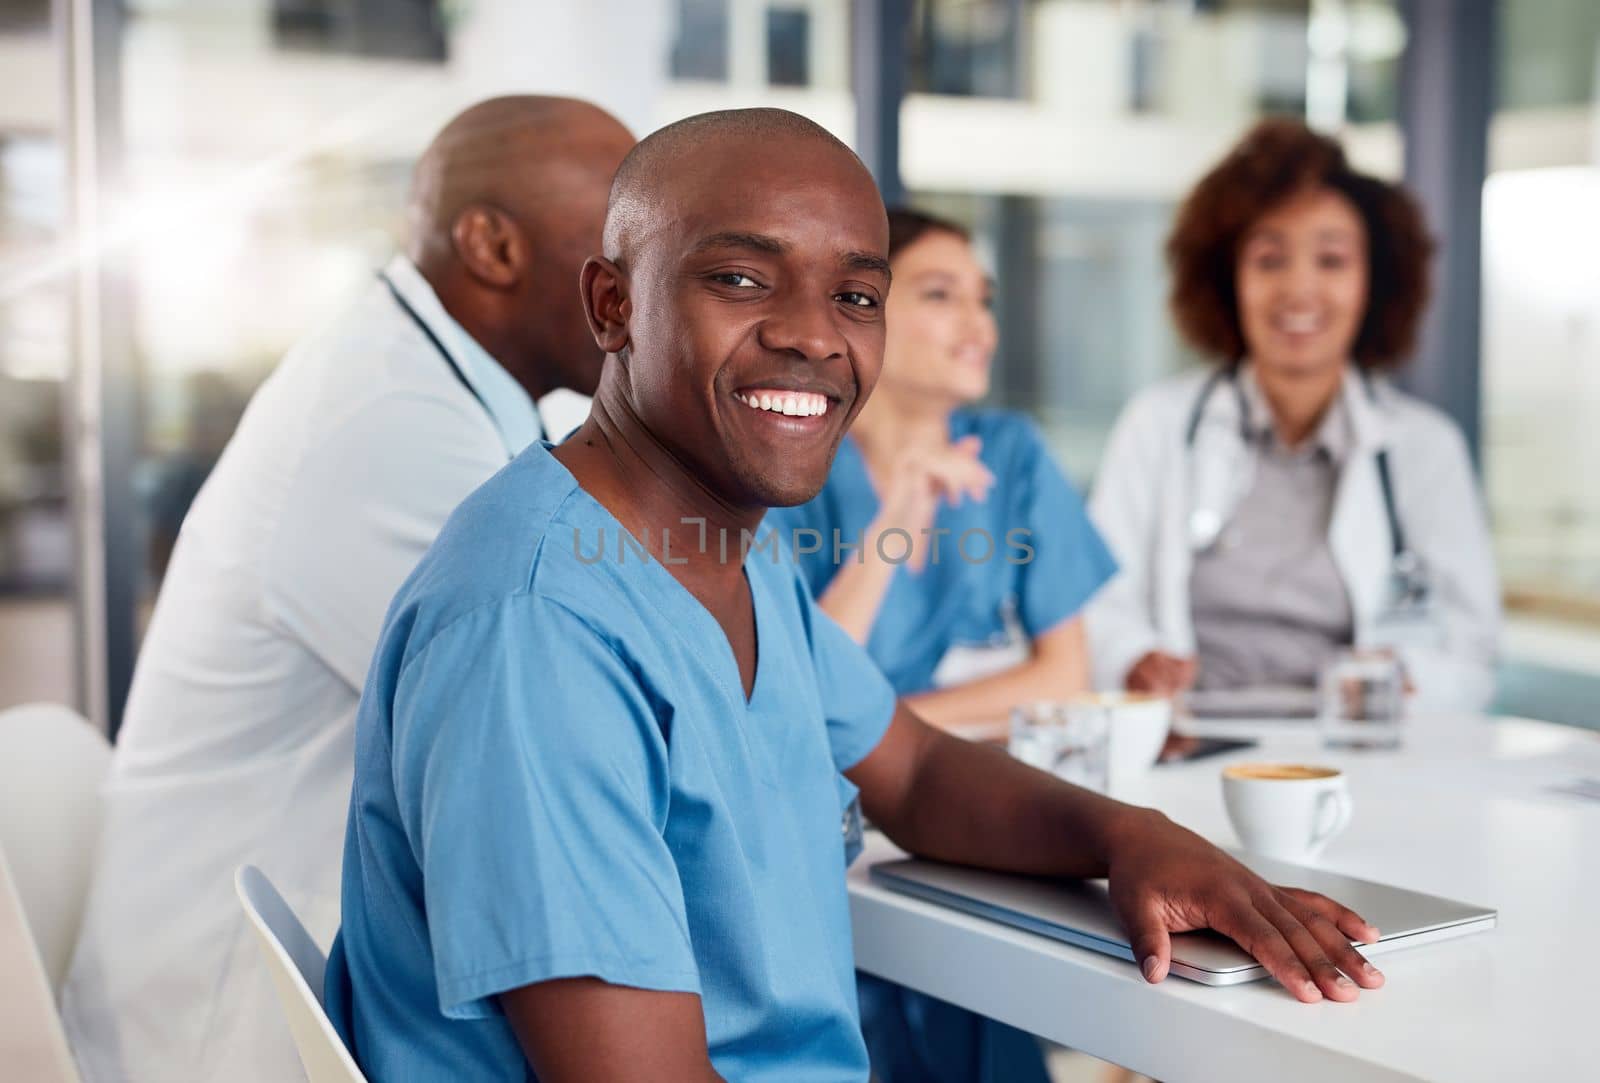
[1105,809,1386,1002]
[854,704,1386,1004]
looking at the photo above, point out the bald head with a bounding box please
[407,96,635,399]
[410,96,630,258]
[602,108,872,268]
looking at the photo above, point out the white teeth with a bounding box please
[736,391,830,418]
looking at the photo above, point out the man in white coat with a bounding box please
[60,96,635,1082]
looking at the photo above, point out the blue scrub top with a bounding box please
[768,410,1117,695]
[325,445,896,1081]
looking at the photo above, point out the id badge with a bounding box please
[1371,601,1438,649]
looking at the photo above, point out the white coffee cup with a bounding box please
[1221,763,1353,864]
[1065,692,1172,796]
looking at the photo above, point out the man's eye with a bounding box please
[712,273,761,288]
[837,291,878,308]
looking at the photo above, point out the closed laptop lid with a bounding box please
[870,854,1496,980]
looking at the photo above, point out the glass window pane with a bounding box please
[904,0,1404,482]
[1484,8,1600,617]
[767,7,811,87]
[909,0,1027,98]
[0,24,76,709]
[671,0,731,81]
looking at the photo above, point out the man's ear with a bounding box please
[580,256,631,356]
[450,204,524,290]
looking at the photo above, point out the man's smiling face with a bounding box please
[608,131,890,510]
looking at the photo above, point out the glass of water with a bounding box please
[1008,701,1110,792]
[1318,649,1405,749]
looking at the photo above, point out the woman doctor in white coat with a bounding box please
[1087,119,1499,713]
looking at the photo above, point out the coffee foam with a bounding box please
[1223,763,1341,781]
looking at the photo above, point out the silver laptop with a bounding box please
[871,854,1496,986]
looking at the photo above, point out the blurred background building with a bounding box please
[2,0,1598,734]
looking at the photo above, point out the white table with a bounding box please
[848,715,1600,1083]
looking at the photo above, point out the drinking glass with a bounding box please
[1008,702,1110,792]
[1318,649,1405,749]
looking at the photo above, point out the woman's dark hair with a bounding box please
[886,207,969,261]
[1166,117,1434,369]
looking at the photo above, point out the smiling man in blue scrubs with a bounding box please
[325,108,1387,1081]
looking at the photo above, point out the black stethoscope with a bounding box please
[1183,364,1430,613]
[379,270,495,420]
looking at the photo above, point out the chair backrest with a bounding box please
[235,865,367,1083]
[0,702,111,993]
[0,849,79,1082]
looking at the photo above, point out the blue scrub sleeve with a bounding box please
[802,591,897,771]
[390,595,700,1019]
[1013,424,1119,639]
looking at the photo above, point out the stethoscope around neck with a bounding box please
[378,270,493,417]
[1183,362,1430,612]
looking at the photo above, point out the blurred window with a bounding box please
[671,0,731,81]
[903,0,1404,482]
[909,0,1027,98]
[272,0,449,61]
[0,37,76,708]
[1498,0,1600,111]
[669,0,846,90]
[1482,6,1600,618]
[767,6,811,87]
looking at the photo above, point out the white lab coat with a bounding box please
[1085,366,1500,712]
[60,258,554,1082]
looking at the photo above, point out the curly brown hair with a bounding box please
[1166,118,1434,369]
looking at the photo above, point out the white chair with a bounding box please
[0,849,80,1082]
[235,865,368,1083]
[0,701,111,994]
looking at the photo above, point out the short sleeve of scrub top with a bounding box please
[389,593,698,1019]
[802,583,900,770]
[1000,413,1119,637]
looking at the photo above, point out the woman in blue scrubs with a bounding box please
[769,209,1117,1082]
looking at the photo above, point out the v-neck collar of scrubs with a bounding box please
[547,446,770,710]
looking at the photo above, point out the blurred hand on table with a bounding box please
[1125,651,1198,698]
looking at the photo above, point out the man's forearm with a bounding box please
[866,724,1157,879]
